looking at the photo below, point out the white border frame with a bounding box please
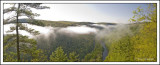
[1,1,159,64]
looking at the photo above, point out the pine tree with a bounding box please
[3,3,49,61]
[31,49,48,62]
[49,46,67,62]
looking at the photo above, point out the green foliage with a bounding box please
[147,4,157,22]
[104,35,134,62]
[132,22,157,62]
[129,6,146,22]
[129,4,157,23]
[3,52,17,62]
[31,49,48,62]
[49,46,67,62]
[68,52,79,62]
[3,34,48,62]
[45,33,95,60]
[4,3,50,61]
[105,4,157,62]
[36,33,96,61]
[83,42,103,62]
[105,22,157,62]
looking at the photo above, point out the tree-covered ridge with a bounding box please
[5,18,117,27]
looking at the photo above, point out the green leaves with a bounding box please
[129,4,157,23]
[129,6,145,22]
[83,43,103,62]
[132,10,137,14]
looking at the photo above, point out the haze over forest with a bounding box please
[3,3,157,62]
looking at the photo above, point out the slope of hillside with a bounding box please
[104,22,157,62]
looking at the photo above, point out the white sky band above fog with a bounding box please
[32,4,115,23]
[4,4,148,23]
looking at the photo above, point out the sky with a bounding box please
[4,3,148,23]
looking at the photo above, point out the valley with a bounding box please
[4,19,118,61]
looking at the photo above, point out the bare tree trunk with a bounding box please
[16,3,20,62]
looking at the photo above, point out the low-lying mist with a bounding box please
[4,23,133,51]
[4,23,99,38]
[95,24,133,42]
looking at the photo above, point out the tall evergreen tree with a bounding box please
[3,3,49,61]
[49,46,67,62]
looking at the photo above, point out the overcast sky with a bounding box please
[4,3,148,23]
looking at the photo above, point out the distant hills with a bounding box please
[4,18,117,27]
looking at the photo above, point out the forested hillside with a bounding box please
[104,4,157,62]
[3,33,103,62]
[6,18,117,28]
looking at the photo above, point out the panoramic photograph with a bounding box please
[3,3,157,62]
